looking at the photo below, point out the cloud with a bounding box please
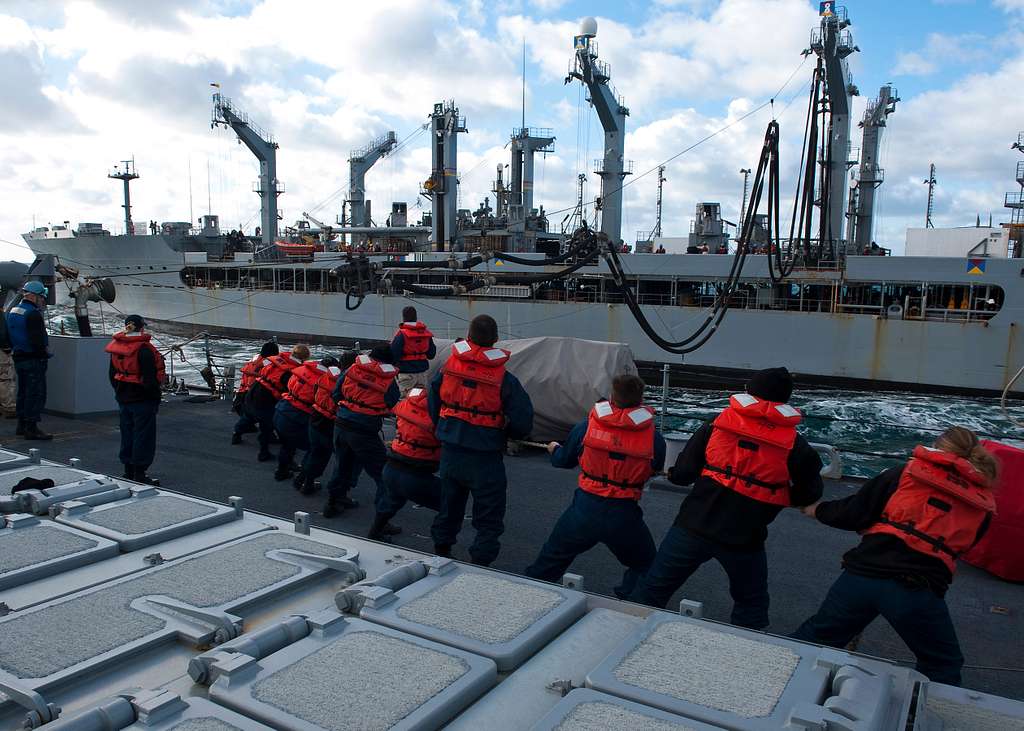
[0,48,85,132]
[892,32,988,76]
[892,51,936,76]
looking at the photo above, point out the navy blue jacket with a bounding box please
[6,300,48,360]
[390,332,437,374]
[332,364,401,433]
[552,416,667,475]
[428,366,533,453]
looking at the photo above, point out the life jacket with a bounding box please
[255,353,302,400]
[395,321,434,362]
[104,331,167,386]
[282,361,326,414]
[391,388,442,462]
[311,367,342,420]
[237,355,269,395]
[6,300,47,354]
[578,401,656,500]
[337,354,399,417]
[701,393,802,507]
[863,446,997,573]
[439,341,509,428]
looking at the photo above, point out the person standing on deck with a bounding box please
[231,341,278,445]
[244,344,308,463]
[272,354,331,482]
[6,281,52,440]
[323,345,400,520]
[301,350,362,498]
[368,386,443,542]
[792,427,997,686]
[0,307,17,419]
[390,306,436,396]
[106,315,166,484]
[428,314,534,566]
[629,367,823,629]
[525,374,665,598]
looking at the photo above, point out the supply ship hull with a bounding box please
[24,230,1024,395]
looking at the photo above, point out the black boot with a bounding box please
[434,544,453,559]
[382,522,403,536]
[257,450,274,462]
[292,470,307,491]
[367,513,394,543]
[134,470,160,486]
[23,423,52,441]
[299,476,319,496]
[231,432,242,445]
[15,419,24,436]
[273,465,291,481]
[322,497,340,519]
[122,464,135,480]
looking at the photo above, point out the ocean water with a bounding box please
[51,304,1024,479]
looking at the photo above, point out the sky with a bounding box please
[1,0,1023,261]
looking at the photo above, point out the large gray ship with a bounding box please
[22,9,1024,396]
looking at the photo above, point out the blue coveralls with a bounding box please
[330,367,400,508]
[427,367,534,566]
[304,414,362,491]
[273,399,310,472]
[525,418,666,598]
[377,457,441,521]
[5,300,49,424]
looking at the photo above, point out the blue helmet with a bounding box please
[22,281,48,297]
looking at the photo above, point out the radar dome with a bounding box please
[578,17,598,38]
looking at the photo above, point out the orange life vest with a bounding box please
[237,355,267,395]
[311,367,342,420]
[439,341,509,428]
[395,321,434,361]
[863,446,997,573]
[105,331,166,386]
[578,401,656,500]
[701,393,802,507]
[391,388,442,462]
[337,355,399,416]
[282,361,325,414]
[256,353,302,400]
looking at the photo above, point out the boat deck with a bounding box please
[22,394,1024,702]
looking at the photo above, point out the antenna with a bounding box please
[653,165,666,239]
[521,37,527,131]
[206,158,212,216]
[188,158,194,229]
[739,168,752,234]
[923,163,937,229]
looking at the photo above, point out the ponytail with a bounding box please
[934,426,999,484]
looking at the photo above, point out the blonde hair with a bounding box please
[291,344,311,361]
[934,427,999,484]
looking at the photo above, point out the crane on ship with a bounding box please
[346,131,398,247]
[211,88,283,249]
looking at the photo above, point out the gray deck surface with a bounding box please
[16,396,1024,700]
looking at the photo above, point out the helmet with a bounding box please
[22,281,48,297]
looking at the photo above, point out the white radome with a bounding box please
[579,16,598,38]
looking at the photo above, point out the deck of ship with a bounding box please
[20,394,1024,701]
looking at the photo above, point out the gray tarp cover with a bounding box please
[424,337,638,442]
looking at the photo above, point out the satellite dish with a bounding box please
[578,17,598,38]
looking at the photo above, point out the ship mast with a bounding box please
[509,127,555,244]
[1006,133,1024,257]
[846,85,899,250]
[923,163,937,229]
[347,131,397,247]
[652,165,666,239]
[806,3,858,255]
[567,17,630,247]
[108,159,139,235]
[423,101,467,251]
[211,90,282,248]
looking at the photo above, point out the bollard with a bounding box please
[561,573,584,591]
[679,598,703,618]
[660,363,670,431]
[294,511,311,535]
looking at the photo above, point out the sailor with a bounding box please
[390,306,436,396]
[6,281,52,440]
[231,341,278,445]
[525,374,665,598]
[368,386,442,542]
[428,314,534,566]
[324,344,400,520]
[793,427,997,686]
[300,351,361,496]
[272,353,329,482]
[105,315,166,484]
[0,309,16,419]
[629,367,823,629]
[244,344,309,462]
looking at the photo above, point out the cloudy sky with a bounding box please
[1,0,1022,260]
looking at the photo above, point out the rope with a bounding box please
[1001,364,1024,428]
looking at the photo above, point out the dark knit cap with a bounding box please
[259,341,279,357]
[124,314,146,330]
[746,367,794,403]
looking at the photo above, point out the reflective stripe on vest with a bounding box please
[578,401,656,500]
[701,393,801,507]
[395,322,434,361]
[390,387,441,462]
[862,445,996,573]
[337,355,398,417]
[439,341,509,428]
